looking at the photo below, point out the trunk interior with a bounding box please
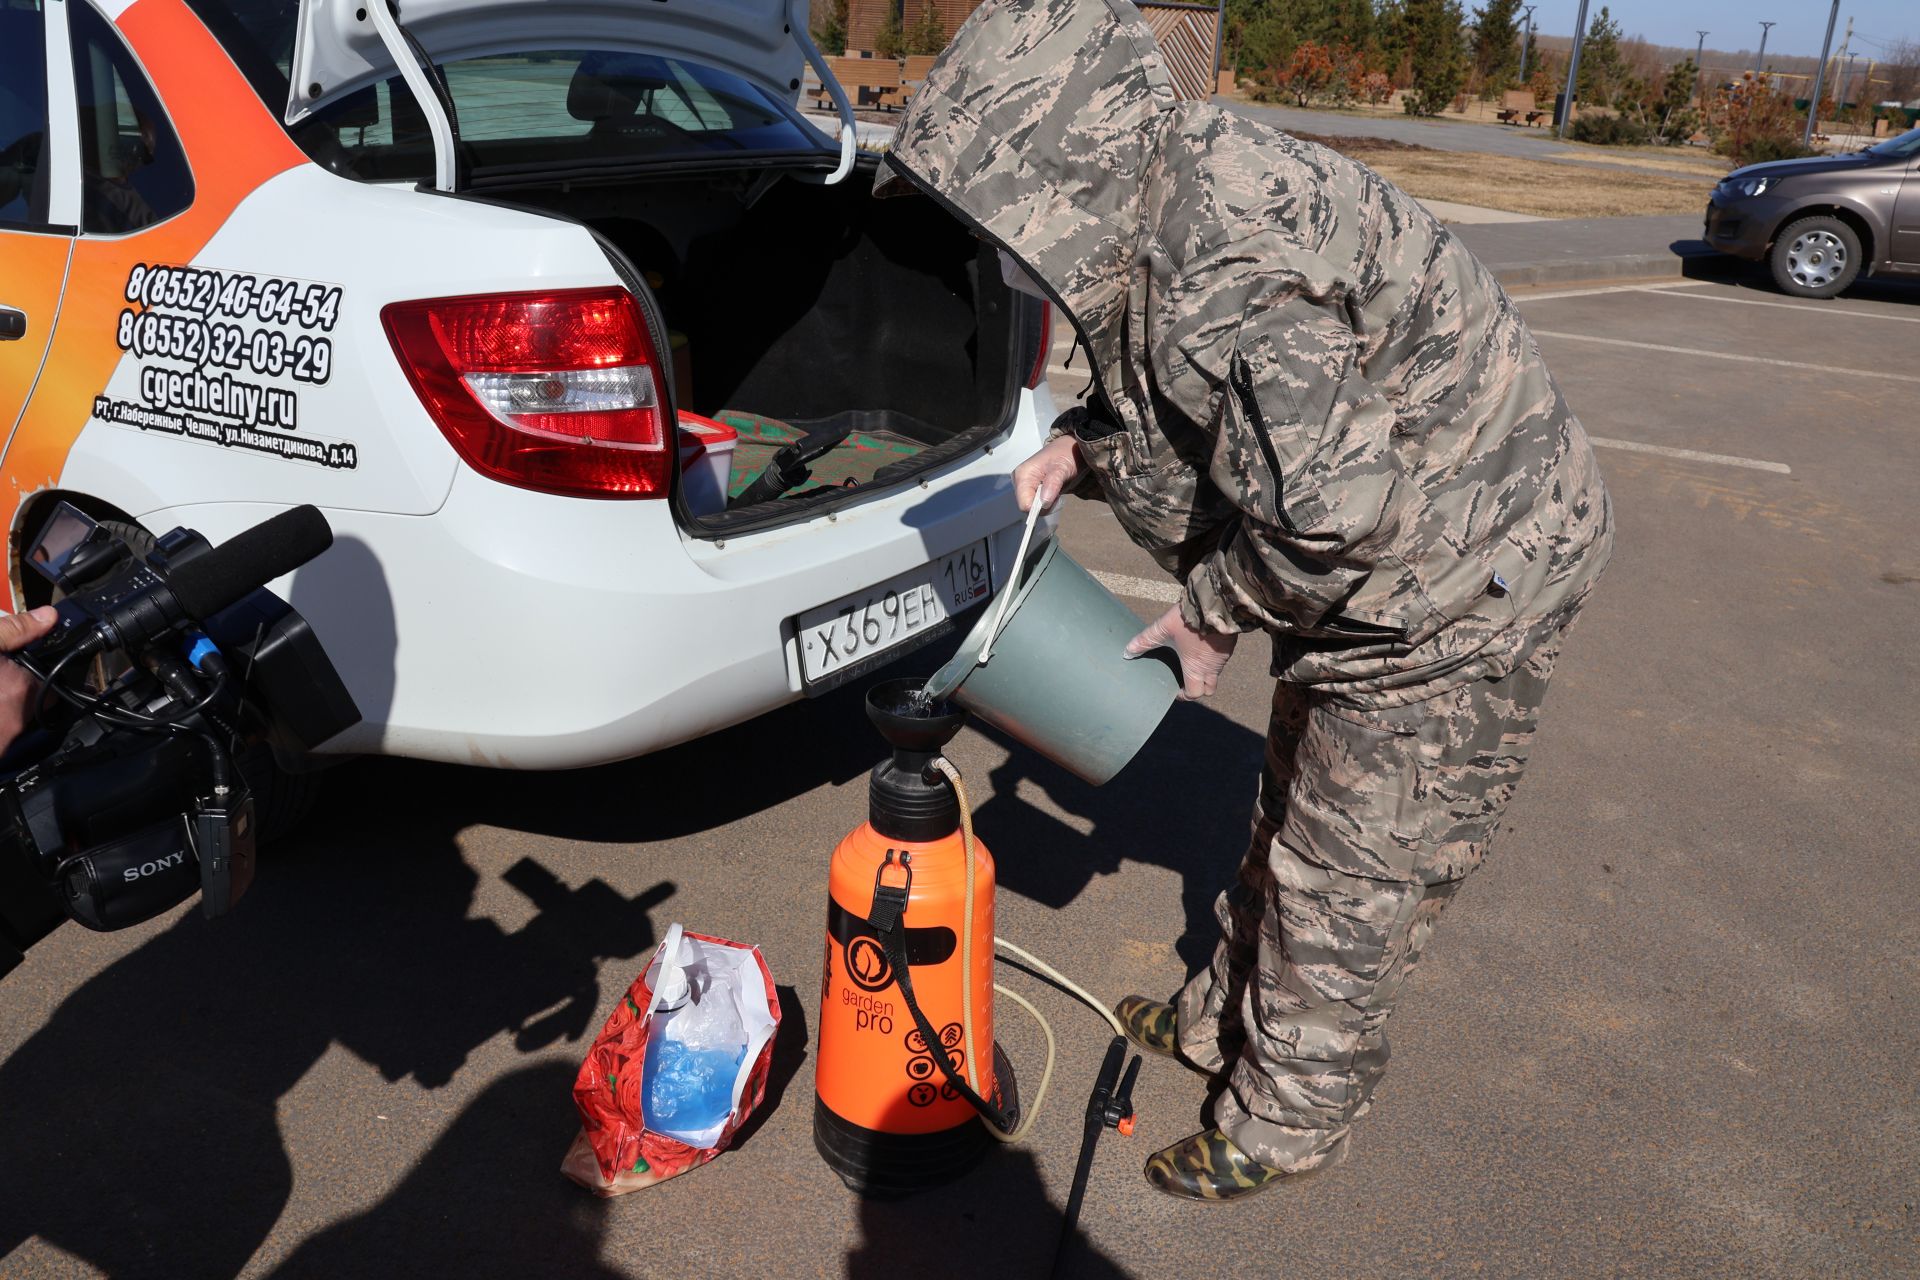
[502,161,1028,533]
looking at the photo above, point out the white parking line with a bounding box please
[1588,436,1791,474]
[1090,569,1182,604]
[1630,285,1920,325]
[1510,281,1700,303]
[1528,330,1920,383]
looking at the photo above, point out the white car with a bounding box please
[0,0,1053,785]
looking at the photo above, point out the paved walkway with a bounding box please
[1223,101,1722,182]
[1420,199,1542,225]
[1226,100,1568,158]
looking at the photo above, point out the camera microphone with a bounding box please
[165,505,334,622]
[56,506,335,661]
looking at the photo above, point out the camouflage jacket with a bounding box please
[878,0,1613,704]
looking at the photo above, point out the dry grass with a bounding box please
[1543,145,1732,177]
[1297,134,1715,219]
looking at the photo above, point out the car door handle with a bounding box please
[0,307,26,342]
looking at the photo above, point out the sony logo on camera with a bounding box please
[122,851,187,883]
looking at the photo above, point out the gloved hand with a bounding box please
[1011,435,1085,513]
[0,607,59,751]
[1124,604,1238,701]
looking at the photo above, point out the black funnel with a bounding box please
[864,678,965,842]
[866,677,966,753]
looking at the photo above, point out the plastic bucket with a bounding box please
[677,413,737,516]
[923,538,1178,785]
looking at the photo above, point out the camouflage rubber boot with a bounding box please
[1114,995,1179,1057]
[1144,1128,1349,1203]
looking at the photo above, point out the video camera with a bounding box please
[0,502,359,979]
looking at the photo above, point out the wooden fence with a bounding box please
[1136,1,1221,101]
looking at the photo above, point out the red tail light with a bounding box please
[382,288,670,498]
[1026,300,1052,390]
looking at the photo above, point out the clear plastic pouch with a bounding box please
[562,924,778,1195]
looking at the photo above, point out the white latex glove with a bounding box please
[1124,603,1238,700]
[1011,435,1085,513]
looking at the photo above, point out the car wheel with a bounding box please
[62,519,322,844]
[1769,215,1862,299]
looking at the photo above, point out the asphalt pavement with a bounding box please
[1,267,1916,1279]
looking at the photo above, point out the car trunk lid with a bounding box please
[284,0,855,188]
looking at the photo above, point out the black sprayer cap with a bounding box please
[865,678,965,843]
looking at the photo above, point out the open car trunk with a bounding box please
[501,159,1030,535]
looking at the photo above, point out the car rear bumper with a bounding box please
[244,392,1054,769]
[1704,196,1780,261]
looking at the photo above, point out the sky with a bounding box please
[1532,1,1912,62]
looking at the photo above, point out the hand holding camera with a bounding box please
[0,504,358,979]
[0,607,58,753]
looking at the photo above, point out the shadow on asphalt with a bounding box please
[972,699,1264,973]
[1672,250,1920,305]
[0,784,674,1278]
[0,634,1259,1277]
[844,1145,1133,1280]
[369,634,1265,976]
[261,1062,625,1280]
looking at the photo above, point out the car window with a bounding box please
[303,50,825,182]
[1866,127,1920,161]
[180,0,828,184]
[70,0,193,233]
[0,0,53,228]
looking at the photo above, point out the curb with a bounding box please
[1487,250,1734,289]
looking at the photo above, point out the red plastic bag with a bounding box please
[562,925,779,1195]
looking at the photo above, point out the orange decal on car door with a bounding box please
[4,0,307,587]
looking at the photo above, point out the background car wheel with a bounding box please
[1769,215,1862,299]
[60,519,323,844]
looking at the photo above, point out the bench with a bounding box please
[894,54,937,107]
[811,55,906,112]
[1495,89,1547,127]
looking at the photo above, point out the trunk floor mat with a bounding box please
[713,411,926,499]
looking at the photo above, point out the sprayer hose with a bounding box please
[930,756,1128,1144]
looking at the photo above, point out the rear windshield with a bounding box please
[187,0,831,182]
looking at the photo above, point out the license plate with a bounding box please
[795,540,994,690]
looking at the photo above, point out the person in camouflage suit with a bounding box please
[876,0,1613,1200]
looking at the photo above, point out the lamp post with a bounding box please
[1803,0,1840,149]
[1210,0,1226,97]
[1755,20,1775,73]
[1556,0,1591,136]
[1694,30,1709,106]
[1517,5,1537,84]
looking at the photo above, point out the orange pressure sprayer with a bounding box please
[813,678,1018,1195]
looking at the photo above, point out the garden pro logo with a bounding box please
[844,936,893,993]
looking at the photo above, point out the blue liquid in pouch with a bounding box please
[643,1032,747,1140]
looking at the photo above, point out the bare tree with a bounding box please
[1621,35,1663,84]
[1884,37,1920,105]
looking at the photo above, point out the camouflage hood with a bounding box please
[876,0,1178,374]
[879,0,1611,705]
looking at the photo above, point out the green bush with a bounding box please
[904,1,947,56]
[811,0,848,55]
[1570,113,1651,145]
[872,7,903,59]
[1738,135,1819,164]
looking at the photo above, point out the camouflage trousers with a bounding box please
[1176,637,1563,1173]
